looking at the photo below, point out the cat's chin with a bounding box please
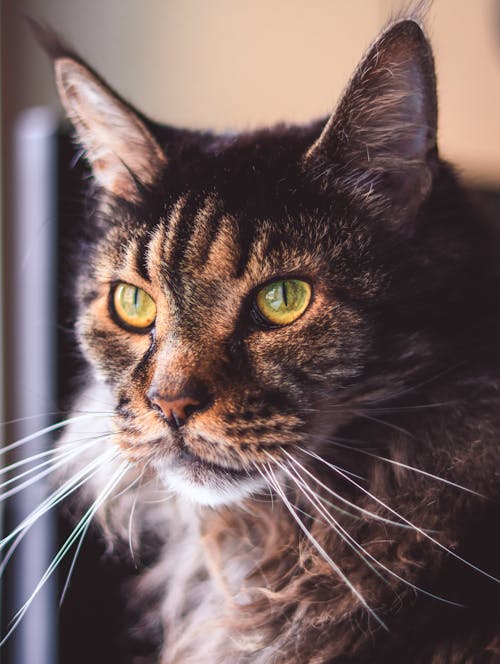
[153,455,265,507]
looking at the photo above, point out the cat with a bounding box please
[22,9,500,664]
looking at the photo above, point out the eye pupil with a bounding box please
[282,281,288,307]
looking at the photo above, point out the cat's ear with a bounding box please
[55,59,167,201]
[30,21,166,203]
[305,19,437,221]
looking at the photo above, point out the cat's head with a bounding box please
[43,19,477,506]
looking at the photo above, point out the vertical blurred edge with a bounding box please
[6,107,58,664]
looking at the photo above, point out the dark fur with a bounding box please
[35,14,500,664]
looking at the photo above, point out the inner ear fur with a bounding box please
[54,57,166,203]
[305,20,438,220]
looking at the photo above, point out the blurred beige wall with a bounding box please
[3,0,500,186]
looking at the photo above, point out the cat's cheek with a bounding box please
[249,305,370,386]
[77,314,153,383]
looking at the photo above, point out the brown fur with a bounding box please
[34,12,500,664]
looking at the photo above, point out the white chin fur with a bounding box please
[155,463,264,507]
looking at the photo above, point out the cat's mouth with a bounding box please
[154,445,263,506]
[174,447,254,480]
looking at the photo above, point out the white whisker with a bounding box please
[0,413,112,457]
[59,516,93,608]
[111,469,144,501]
[355,412,415,438]
[256,462,388,631]
[0,446,120,597]
[270,454,388,585]
[0,436,112,504]
[0,434,111,494]
[128,468,147,567]
[58,455,138,607]
[0,447,118,552]
[1,460,130,646]
[302,447,500,585]
[0,410,114,428]
[279,448,412,530]
[0,437,99,479]
[322,438,485,498]
[0,530,27,579]
[278,453,462,607]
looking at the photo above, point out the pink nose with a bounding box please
[149,394,203,428]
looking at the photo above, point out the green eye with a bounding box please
[256,279,312,326]
[112,283,157,330]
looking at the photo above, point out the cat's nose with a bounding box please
[148,386,210,428]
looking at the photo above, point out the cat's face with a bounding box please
[50,20,442,505]
[77,149,379,505]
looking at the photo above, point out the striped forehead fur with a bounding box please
[38,9,500,663]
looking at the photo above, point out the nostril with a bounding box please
[151,400,164,415]
[183,402,199,420]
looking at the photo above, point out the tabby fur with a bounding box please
[34,12,500,664]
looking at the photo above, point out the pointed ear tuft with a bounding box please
[30,20,166,203]
[305,20,438,220]
[54,58,167,202]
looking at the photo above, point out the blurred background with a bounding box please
[0,1,499,663]
[3,0,500,183]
